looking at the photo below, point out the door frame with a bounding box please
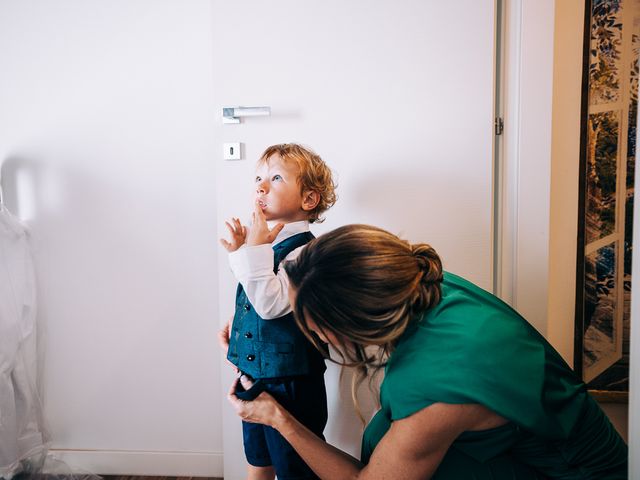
[495,0,556,340]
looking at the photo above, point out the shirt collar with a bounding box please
[268,220,310,245]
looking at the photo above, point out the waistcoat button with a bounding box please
[247,354,255,361]
[243,304,251,311]
[244,332,253,338]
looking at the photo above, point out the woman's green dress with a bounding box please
[361,273,627,479]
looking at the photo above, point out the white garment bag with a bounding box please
[0,203,47,478]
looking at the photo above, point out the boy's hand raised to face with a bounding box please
[220,217,247,252]
[246,201,284,246]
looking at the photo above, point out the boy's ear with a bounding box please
[301,190,320,211]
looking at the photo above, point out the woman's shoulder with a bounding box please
[395,272,525,354]
[381,272,544,418]
[428,272,534,343]
[387,273,498,366]
[437,272,511,313]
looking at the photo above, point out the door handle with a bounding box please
[222,106,271,124]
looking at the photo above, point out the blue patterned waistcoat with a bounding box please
[227,232,326,379]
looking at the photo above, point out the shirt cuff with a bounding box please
[228,244,274,279]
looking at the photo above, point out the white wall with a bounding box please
[0,1,222,475]
[0,1,497,476]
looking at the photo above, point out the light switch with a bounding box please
[223,142,242,160]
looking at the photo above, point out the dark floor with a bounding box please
[15,476,222,480]
[102,477,222,480]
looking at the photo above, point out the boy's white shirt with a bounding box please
[228,220,309,319]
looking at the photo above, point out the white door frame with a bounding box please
[495,0,555,339]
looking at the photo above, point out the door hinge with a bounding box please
[495,117,504,136]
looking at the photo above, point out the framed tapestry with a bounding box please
[575,0,640,402]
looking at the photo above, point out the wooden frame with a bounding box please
[575,0,640,401]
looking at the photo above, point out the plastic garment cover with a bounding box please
[0,203,47,478]
[0,199,101,480]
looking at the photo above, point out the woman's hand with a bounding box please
[246,202,284,246]
[227,376,365,479]
[220,217,247,252]
[227,375,285,429]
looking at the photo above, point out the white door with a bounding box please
[212,2,497,478]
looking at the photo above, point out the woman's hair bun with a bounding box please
[411,243,443,285]
[410,243,443,313]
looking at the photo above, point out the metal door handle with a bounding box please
[222,106,271,124]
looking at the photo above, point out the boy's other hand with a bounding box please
[246,202,284,246]
[218,316,232,352]
[220,217,247,252]
[218,316,238,372]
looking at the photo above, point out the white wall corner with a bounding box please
[546,0,585,366]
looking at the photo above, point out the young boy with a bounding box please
[219,143,337,480]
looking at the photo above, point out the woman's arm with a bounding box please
[229,378,506,480]
[361,402,505,479]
